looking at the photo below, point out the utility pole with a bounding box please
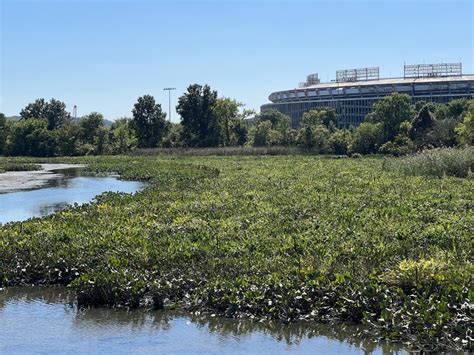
[163,88,176,122]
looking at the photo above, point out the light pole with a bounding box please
[163,87,176,122]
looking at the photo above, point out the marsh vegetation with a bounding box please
[0,153,472,351]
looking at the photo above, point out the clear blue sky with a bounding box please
[1,0,473,122]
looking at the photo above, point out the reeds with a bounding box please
[384,147,474,178]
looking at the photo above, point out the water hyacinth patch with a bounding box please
[0,154,472,351]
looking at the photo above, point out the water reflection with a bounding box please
[37,202,71,216]
[0,168,145,224]
[0,287,405,354]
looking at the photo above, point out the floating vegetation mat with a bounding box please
[0,154,472,351]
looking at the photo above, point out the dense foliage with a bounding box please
[20,98,70,130]
[132,95,168,148]
[0,155,472,351]
[0,110,137,157]
[2,92,472,157]
[177,84,219,147]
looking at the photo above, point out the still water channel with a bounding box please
[0,166,406,354]
[0,287,405,355]
[0,165,145,224]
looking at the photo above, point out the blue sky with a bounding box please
[1,0,473,122]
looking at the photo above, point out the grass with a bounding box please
[0,160,41,173]
[134,146,302,156]
[384,146,474,178]
[0,154,472,351]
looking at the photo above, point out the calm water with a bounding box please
[0,287,405,355]
[0,167,145,224]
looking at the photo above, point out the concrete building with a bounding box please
[261,63,474,127]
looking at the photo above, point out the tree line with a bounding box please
[247,93,473,155]
[0,85,472,157]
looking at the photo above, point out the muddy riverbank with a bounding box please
[0,164,86,194]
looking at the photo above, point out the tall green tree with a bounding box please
[455,101,474,146]
[350,122,381,154]
[20,98,47,120]
[212,97,253,146]
[228,117,248,146]
[20,98,70,130]
[161,123,184,148]
[55,121,82,156]
[258,109,290,126]
[109,118,137,154]
[446,99,469,121]
[311,124,331,153]
[273,114,294,145]
[249,120,272,147]
[8,118,57,156]
[301,108,338,130]
[410,104,436,148]
[249,109,293,146]
[177,84,218,147]
[430,118,458,147]
[132,95,167,148]
[212,97,239,146]
[455,112,474,146]
[296,108,337,152]
[330,129,352,155]
[45,99,71,130]
[414,100,438,114]
[80,112,105,145]
[77,112,110,155]
[369,93,414,143]
[212,97,251,146]
[297,125,315,150]
[378,120,415,156]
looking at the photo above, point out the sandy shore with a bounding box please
[0,164,86,194]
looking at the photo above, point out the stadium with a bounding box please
[261,63,474,127]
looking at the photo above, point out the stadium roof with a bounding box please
[292,74,474,91]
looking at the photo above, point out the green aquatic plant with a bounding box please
[0,154,472,351]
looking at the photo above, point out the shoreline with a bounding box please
[0,164,86,194]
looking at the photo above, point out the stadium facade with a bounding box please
[261,63,474,127]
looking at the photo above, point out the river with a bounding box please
[0,287,405,354]
[0,164,145,224]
